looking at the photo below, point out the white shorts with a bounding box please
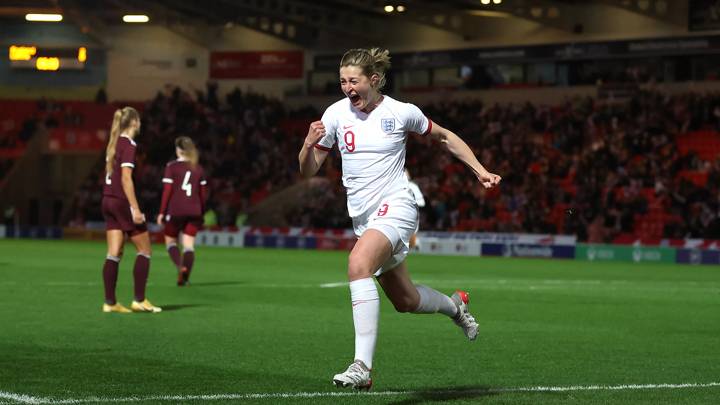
[352,190,419,277]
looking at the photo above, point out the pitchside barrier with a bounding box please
[198,228,719,265]
[576,244,676,264]
[0,225,62,239]
[196,227,358,250]
[2,225,718,265]
[416,232,577,259]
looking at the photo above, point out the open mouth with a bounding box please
[348,94,361,105]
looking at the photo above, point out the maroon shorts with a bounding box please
[163,215,203,238]
[102,197,148,236]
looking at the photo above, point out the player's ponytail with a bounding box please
[105,110,122,175]
[175,136,199,168]
[340,47,391,91]
[105,106,140,175]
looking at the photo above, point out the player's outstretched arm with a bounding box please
[299,120,329,178]
[428,123,501,189]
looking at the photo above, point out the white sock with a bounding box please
[413,285,458,317]
[350,278,379,369]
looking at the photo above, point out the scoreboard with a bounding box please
[8,45,87,71]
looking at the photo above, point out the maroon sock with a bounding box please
[167,244,182,269]
[133,254,150,302]
[182,250,195,276]
[103,256,120,305]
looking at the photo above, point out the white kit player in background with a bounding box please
[298,48,501,391]
[405,168,425,251]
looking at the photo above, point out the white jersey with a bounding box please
[407,179,426,207]
[316,96,432,218]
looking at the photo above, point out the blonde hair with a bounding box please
[340,47,391,90]
[106,106,140,175]
[175,136,199,168]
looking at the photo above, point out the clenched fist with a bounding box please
[305,120,326,149]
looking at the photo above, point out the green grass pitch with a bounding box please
[1,239,719,404]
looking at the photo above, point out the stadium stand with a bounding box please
[49,87,720,241]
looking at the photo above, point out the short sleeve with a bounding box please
[162,164,173,183]
[404,103,432,136]
[119,141,136,169]
[316,107,338,152]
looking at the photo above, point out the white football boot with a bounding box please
[451,290,479,341]
[332,360,372,390]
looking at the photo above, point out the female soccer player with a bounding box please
[298,48,501,390]
[156,136,208,286]
[101,107,161,313]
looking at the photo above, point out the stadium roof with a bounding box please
[0,0,688,47]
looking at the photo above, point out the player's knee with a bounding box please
[108,247,123,257]
[347,252,373,280]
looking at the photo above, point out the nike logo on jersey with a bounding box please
[343,125,354,129]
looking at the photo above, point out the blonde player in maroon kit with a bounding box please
[101,107,161,313]
[156,136,208,286]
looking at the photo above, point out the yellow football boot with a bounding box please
[131,299,162,313]
[102,303,132,313]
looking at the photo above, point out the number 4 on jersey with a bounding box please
[181,171,192,196]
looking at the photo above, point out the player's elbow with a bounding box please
[430,129,450,145]
[299,160,318,178]
[299,166,316,179]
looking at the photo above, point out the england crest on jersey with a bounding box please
[381,118,395,133]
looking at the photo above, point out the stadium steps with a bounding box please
[245,177,333,227]
[0,127,101,226]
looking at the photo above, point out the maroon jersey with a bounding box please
[161,160,207,217]
[103,135,136,200]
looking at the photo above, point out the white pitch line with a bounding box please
[44,282,100,287]
[2,279,714,290]
[2,382,719,404]
[319,282,348,288]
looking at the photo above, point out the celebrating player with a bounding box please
[298,48,501,389]
[101,107,162,313]
[156,136,208,286]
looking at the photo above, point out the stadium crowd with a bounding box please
[66,86,720,241]
[411,91,720,241]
